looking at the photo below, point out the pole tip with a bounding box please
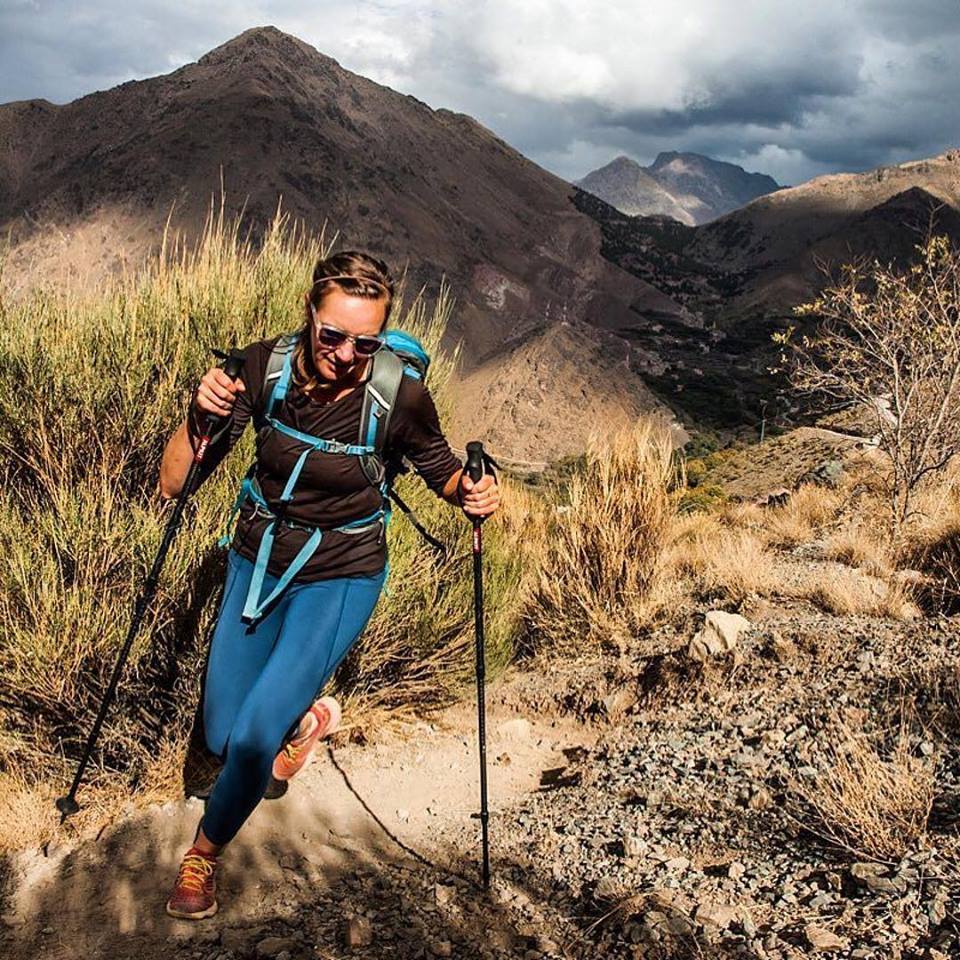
[55,795,80,822]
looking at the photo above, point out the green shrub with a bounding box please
[684,458,708,487]
[682,430,721,460]
[678,484,727,514]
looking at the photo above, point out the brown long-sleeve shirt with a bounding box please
[194,335,461,580]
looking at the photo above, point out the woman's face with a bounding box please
[308,287,388,384]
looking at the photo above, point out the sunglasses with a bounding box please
[310,307,383,358]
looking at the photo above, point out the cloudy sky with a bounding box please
[2,0,958,186]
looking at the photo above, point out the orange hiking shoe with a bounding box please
[272,696,341,781]
[165,846,219,920]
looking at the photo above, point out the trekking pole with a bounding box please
[464,440,497,888]
[55,348,245,823]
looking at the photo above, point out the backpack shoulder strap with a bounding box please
[359,348,405,487]
[258,333,300,426]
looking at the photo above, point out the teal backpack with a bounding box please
[219,330,443,623]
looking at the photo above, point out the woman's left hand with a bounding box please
[459,472,501,519]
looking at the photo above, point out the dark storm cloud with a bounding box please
[0,2,240,102]
[603,60,863,135]
[868,0,960,43]
[0,1,957,187]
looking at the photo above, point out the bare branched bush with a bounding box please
[788,715,936,861]
[778,234,960,529]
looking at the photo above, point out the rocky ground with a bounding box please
[2,547,959,960]
[496,607,960,959]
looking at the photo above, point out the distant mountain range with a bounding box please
[574,150,960,426]
[576,153,781,225]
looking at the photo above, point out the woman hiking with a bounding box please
[158,251,500,920]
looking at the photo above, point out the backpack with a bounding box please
[219,330,444,623]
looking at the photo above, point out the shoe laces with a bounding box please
[177,853,216,892]
[282,710,321,761]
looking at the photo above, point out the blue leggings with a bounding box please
[200,549,386,846]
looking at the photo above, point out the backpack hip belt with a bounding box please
[220,469,388,623]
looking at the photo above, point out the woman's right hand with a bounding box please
[194,366,247,418]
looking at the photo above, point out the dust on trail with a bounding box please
[1,681,596,960]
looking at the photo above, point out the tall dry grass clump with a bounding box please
[898,472,960,613]
[524,418,677,652]
[0,204,533,847]
[788,715,936,861]
[823,525,892,577]
[763,484,843,548]
[666,515,773,605]
[804,573,917,620]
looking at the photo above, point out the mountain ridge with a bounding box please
[0,25,681,460]
[572,151,960,427]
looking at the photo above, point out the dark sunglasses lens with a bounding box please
[354,337,383,357]
[317,326,348,348]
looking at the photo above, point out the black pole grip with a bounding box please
[201,348,246,439]
[465,441,485,484]
[220,347,245,381]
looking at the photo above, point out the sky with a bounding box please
[2,0,958,187]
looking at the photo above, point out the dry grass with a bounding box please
[803,569,918,619]
[901,504,960,614]
[524,419,678,653]
[0,770,59,852]
[823,525,893,577]
[762,484,843,548]
[719,500,766,532]
[898,660,960,740]
[894,463,960,612]
[788,715,936,861]
[667,520,774,605]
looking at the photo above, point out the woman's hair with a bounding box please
[292,251,395,391]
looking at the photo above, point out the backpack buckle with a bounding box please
[319,438,351,455]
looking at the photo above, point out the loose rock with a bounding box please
[688,611,752,661]
[805,924,848,952]
[256,938,297,958]
[345,917,374,949]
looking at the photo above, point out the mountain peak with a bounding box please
[650,150,694,168]
[605,154,643,171]
[578,150,780,225]
[198,26,338,71]
[651,151,736,174]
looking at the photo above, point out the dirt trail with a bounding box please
[1,680,595,960]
